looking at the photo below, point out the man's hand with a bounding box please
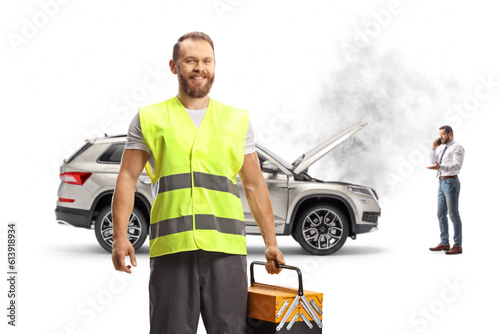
[264,245,285,275]
[112,236,137,274]
[432,138,440,150]
[426,161,440,171]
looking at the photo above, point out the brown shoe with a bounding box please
[445,246,462,255]
[429,243,450,251]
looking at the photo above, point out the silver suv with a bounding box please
[55,122,381,255]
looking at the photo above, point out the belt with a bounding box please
[439,175,458,180]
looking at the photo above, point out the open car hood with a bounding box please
[291,122,367,174]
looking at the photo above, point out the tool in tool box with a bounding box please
[247,261,323,333]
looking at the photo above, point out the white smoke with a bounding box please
[291,45,462,197]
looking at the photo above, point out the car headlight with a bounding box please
[345,186,372,196]
[345,186,378,203]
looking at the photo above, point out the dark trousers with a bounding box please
[149,250,248,334]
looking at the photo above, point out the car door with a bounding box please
[236,152,290,235]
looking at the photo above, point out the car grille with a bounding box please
[362,211,380,223]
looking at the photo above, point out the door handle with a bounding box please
[278,185,296,190]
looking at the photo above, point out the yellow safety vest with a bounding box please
[139,96,249,258]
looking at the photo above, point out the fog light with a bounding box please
[358,198,370,204]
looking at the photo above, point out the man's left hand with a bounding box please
[264,245,285,275]
[426,161,440,170]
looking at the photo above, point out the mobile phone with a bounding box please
[437,138,442,145]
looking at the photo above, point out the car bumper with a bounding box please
[355,210,380,234]
[362,211,380,223]
[355,223,379,234]
[55,206,91,228]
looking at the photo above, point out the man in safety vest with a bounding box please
[111,31,286,333]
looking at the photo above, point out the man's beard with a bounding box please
[178,68,215,98]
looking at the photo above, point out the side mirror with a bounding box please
[262,161,279,173]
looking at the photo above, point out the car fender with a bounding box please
[88,190,152,228]
[285,192,357,238]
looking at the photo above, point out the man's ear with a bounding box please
[169,59,177,74]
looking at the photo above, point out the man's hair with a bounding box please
[439,125,453,135]
[172,31,214,64]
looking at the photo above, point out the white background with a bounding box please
[1,0,500,333]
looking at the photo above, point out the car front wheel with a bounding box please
[94,205,148,253]
[293,203,349,255]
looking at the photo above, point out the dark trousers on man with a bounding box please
[149,249,248,334]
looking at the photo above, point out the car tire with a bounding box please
[94,205,148,253]
[293,202,349,255]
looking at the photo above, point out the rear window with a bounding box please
[97,143,125,164]
[64,142,92,164]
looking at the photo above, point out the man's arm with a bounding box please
[439,146,465,174]
[427,139,440,170]
[429,138,439,164]
[238,152,285,274]
[111,149,149,273]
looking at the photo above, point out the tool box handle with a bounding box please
[250,261,304,296]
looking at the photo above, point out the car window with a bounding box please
[98,143,125,164]
[64,142,92,164]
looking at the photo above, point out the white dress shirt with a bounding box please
[429,140,465,177]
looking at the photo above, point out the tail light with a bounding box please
[59,198,75,203]
[60,172,92,185]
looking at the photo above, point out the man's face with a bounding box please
[172,39,215,98]
[439,129,453,145]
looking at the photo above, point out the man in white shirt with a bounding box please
[426,125,465,255]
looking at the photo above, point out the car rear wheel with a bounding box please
[94,205,148,253]
[293,203,349,255]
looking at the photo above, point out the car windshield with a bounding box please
[255,143,293,170]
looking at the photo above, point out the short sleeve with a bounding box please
[125,113,152,153]
[244,118,256,155]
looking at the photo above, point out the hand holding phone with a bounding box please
[432,138,441,150]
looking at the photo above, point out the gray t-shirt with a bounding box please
[125,107,256,175]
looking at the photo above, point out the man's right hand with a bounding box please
[432,138,440,150]
[112,236,137,274]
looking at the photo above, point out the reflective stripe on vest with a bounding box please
[149,214,246,239]
[156,172,240,198]
[139,96,249,258]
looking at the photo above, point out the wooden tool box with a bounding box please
[247,261,323,333]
